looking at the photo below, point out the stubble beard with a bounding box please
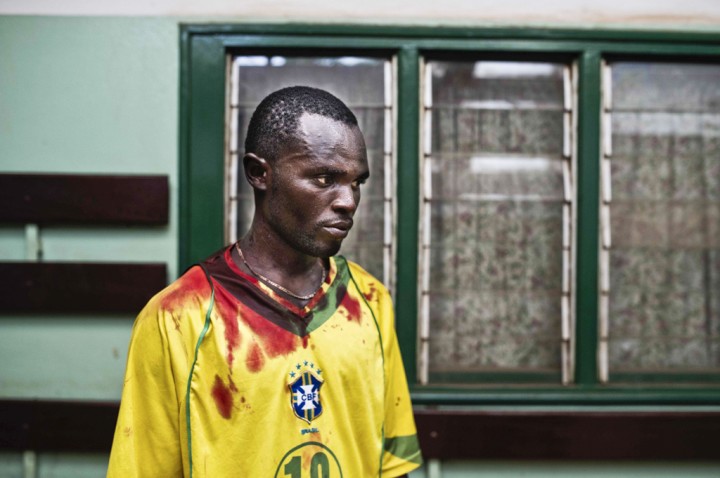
[266,181,344,259]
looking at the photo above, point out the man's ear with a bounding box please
[243,153,270,192]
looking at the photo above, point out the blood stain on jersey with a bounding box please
[363,282,377,302]
[159,267,209,312]
[246,342,265,373]
[241,306,300,359]
[214,287,242,367]
[340,292,362,324]
[288,366,324,424]
[211,374,234,419]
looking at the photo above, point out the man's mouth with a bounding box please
[321,219,353,239]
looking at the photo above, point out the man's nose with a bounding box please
[331,184,359,215]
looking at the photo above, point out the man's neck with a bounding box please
[235,222,327,304]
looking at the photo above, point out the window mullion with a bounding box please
[574,49,603,386]
[395,46,422,385]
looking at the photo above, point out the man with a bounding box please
[108,86,422,477]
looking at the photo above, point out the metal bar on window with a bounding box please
[601,159,612,204]
[383,59,394,289]
[228,152,239,243]
[568,60,580,384]
[560,64,576,385]
[418,59,432,385]
[226,57,242,244]
[229,105,239,155]
[563,111,572,159]
[602,110,613,158]
[598,60,612,383]
[563,65,572,112]
[601,205,612,250]
[602,59,612,113]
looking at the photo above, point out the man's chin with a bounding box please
[314,239,343,259]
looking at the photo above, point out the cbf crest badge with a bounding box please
[288,361,324,424]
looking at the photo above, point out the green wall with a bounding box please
[0,17,181,474]
[0,15,718,478]
[0,16,178,402]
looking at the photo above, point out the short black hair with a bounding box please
[244,86,358,161]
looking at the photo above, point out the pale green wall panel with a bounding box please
[0,318,133,399]
[0,453,23,478]
[0,227,27,260]
[0,16,178,174]
[40,227,173,263]
[0,15,179,277]
[0,452,109,478]
[38,453,109,478]
[0,16,180,400]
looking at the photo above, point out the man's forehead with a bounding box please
[295,112,361,135]
[273,114,368,174]
[288,114,365,152]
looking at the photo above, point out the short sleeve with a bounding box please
[378,288,423,477]
[107,300,185,477]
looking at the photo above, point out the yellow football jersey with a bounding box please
[108,246,422,477]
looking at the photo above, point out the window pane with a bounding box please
[227,56,392,283]
[606,62,720,376]
[421,61,572,382]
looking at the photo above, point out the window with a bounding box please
[181,26,720,404]
[599,61,720,383]
[419,60,575,385]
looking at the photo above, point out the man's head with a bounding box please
[244,86,359,163]
[243,87,369,259]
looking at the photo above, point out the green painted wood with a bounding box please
[183,24,720,45]
[217,35,720,57]
[180,34,227,270]
[178,27,192,273]
[609,373,720,384]
[574,50,602,386]
[428,371,562,384]
[395,47,421,386]
[411,388,720,406]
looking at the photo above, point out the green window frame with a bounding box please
[180,24,720,406]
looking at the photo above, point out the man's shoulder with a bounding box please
[143,265,212,314]
[341,257,391,299]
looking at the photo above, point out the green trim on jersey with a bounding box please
[384,435,423,465]
[185,266,215,478]
[305,256,351,334]
[348,264,387,476]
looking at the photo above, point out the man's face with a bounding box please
[264,113,369,258]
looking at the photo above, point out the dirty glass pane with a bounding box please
[229,56,389,281]
[608,62,720,375]
[426,61,568,377]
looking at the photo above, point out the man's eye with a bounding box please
[316,176,331,185]
[352,178,367,188]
